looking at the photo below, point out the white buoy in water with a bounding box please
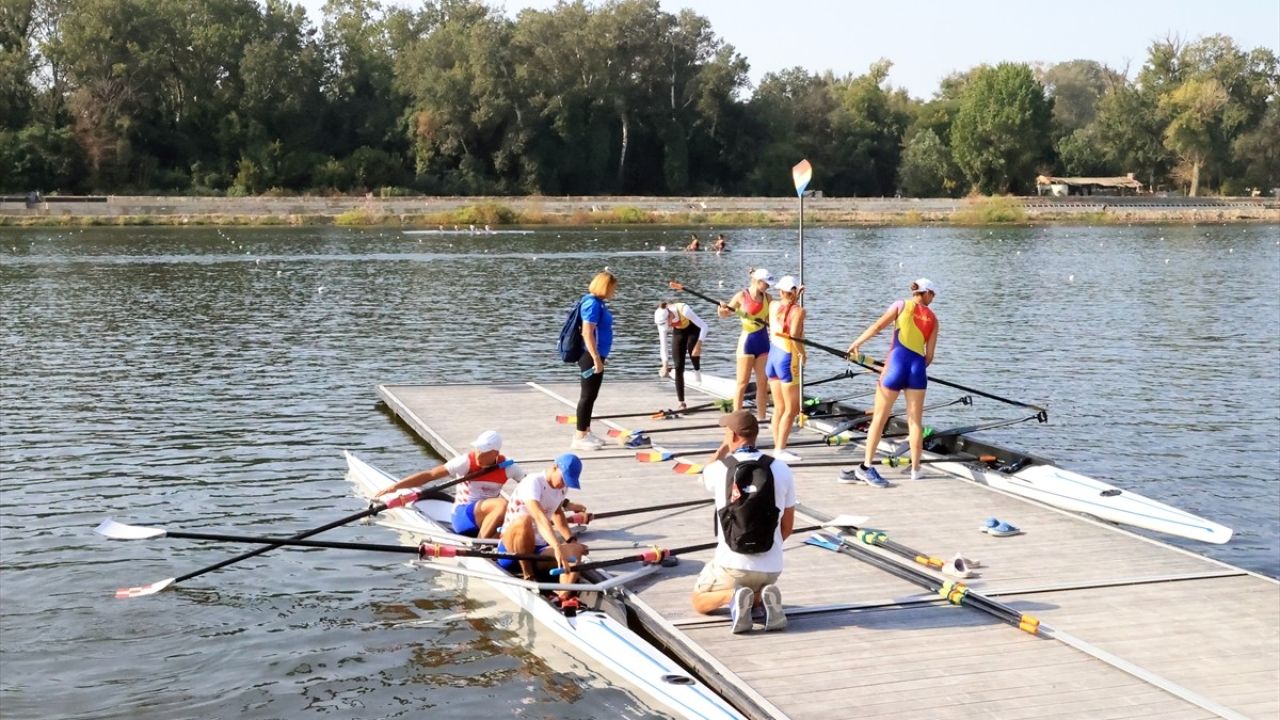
[1165,258,1170,263]
[659,245,666,252]
[1068,274,1074,282]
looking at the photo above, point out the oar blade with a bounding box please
[115,577,176,599]
[671,462,704,475]
[95,518,167,540]
[634,450,672,463]
[554,414,577,425]
[804,533,841,551]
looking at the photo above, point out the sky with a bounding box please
[301,0,1280,99]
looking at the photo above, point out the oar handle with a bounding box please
[669,280,765,329]
[555,524,827,575]
[592,497,713,520]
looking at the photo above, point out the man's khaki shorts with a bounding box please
[694,562,780,593]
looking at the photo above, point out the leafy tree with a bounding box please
[824,60,911,196]
[1160,77,1227,196]
[950,63,1053,194]
[897,128,959,197]
[1232,100,1280,193]
[1040,59,1122,135]
[1090,84,1170,188]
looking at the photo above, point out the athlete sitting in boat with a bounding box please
[685,233,701,251]
[373,430,523,539]
[712,234,727,253]
[691,411,795,634]
[497,453,590,599]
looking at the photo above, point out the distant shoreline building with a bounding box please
[1036,174,1144,197]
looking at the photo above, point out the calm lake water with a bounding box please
[1,224,1277,719]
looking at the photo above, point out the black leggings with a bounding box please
[672,325,702,402]
[576,353,605,432]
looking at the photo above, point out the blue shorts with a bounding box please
[880,345,929,391]
[495,538,548,573]
[765,344,799,384]
[738,328,769,358]
[450,501,480,538]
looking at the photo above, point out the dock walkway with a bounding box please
[376,378,1279,720]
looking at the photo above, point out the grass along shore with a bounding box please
[2,194,1276,227]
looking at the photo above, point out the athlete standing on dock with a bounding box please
[843,278,940,487]
[571,271,617,451]
[660,300,710,410]
[766,276,806,462]
[719,268,773,421]
[654,302,673,378]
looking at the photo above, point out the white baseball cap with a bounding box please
[774,275,800,293]
[912,278,938,296]
[750,268,776,284]
[471,430,502,453]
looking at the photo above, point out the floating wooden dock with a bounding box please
[376,378,1279,720]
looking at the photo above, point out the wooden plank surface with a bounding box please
[376,379,1279,720]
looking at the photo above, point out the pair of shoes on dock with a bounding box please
[730,585,786,634]
[980,517,1023,537]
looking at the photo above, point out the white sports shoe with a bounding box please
[571,433,605,450]
[729,586,753,634]
[910,469,923,481]
[691,370,702,384]
[761,584,786,631]
[774,449,802,463]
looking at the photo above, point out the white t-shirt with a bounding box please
[444,452,526,506]
[502,472,568,546]
[701,449,796,573]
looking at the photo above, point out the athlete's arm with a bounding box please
[925,319,939,366]
[848,305,898,357]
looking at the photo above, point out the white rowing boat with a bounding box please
[683,374,1231,544]
[343,451,745,720]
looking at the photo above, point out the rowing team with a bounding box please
[658,267,940,486]
[374,412,798,634]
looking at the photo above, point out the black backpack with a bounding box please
[556,295,586,363]
[717,455,779,554]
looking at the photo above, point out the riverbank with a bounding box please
[2,194,1276,227]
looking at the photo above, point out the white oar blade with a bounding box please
[115,578,175,599]
[824,514,870,529]
[95,518,167,540]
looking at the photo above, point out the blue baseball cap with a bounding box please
[554,453,582,489]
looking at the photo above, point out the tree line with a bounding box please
[2,0,1276,197]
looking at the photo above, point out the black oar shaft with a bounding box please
[569,524,825,574]
[593,497,713,520]
[162,530,548,562]
[172,461,505,584]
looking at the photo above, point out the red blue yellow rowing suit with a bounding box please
[880,298,937,391]
[766,303,801,384]
[737,289,770,358]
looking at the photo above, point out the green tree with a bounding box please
[897,128,959,197]
[1160,77,1228,196]
[950,62,1054,194]
[825,60,911,196]
[1040,59,1123,135]
[1090,84,1170,189]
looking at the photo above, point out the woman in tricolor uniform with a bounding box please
[718,267,774,421]
[765,275,806,463]
[373,430,524,538]
[844,278,940,487]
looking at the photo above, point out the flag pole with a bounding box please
[791,159,813,400]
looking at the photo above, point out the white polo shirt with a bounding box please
[701,449,796,573]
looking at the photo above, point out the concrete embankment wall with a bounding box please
[2,194,1276,225]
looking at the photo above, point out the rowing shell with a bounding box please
[684,374,1231,544]
[344,451,744,720]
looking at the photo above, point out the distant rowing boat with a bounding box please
[343,451,746,720]
[686,374,1232,545]
[612,249,775,256]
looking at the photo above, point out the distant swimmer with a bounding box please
[685,233,701,252]
[713,234,728,253]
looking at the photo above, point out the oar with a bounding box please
[555,398,732,425]
[102,459,512,598]
[640,423,914,466]
[803,395,972,430]
[96,518,556,563]
[588,497,714,520]
[775,454,999,470]
[781,335,1049,417]
[607,420,723,441]
[551,518,865,576]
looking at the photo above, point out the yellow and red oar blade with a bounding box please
[635,450,672,463]
[671,462,704,475]
[668,280,685,291]
[606,427,633,439]
[554,414,578,425]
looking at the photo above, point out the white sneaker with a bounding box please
[571,433,605,450]
[910,469,922,481]
[729,586,753,634]
[774,449,802,463]
[691,370,702,384]
[761,584,786,631]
